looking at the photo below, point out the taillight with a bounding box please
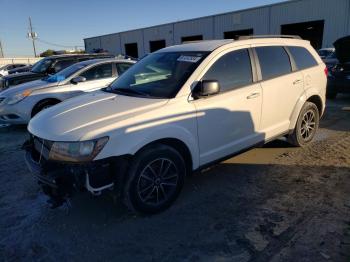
[324,67,328,76]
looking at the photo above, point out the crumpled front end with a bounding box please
[23,134,127,208]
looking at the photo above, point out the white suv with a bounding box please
[24,36,327,213]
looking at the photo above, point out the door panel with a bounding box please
[193,83,263,165]
[259,71,304,138]
[254,45,305,139]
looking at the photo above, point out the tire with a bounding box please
[288,102,319,147]
[123,144,186,214]
[31,100,59,118]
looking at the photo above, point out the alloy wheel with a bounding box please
[137,158,179,206]
[300,109,316,140]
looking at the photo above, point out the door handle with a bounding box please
[293,79,303,85]
[246,93,260,99]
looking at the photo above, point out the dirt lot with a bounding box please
[0,96,349,262]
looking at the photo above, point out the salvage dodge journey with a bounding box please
[24,36,327,214]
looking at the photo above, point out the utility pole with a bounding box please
[28,17,37,57]
[0,40,4,58]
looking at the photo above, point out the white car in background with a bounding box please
[0,63,28,77]
[25,36,327,213]
[0,58,135,124]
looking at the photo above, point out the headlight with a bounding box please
[7,90,32,105]
[48,136,109,162]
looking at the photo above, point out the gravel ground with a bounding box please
[0,96,349,262]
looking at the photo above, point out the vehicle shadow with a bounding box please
[35,161,350,262]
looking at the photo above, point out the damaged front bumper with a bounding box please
[23,136,127,208]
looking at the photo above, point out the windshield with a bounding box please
[31,58,53,73]
[106,51,208,98]
[44,63,88,83]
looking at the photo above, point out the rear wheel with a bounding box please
[123,144,186,214]
[288,102,319,147]
[31,100,60,118]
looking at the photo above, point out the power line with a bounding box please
[36,38,84,49]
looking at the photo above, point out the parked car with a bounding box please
[8,64,32,74]
[317,47,335,59]
[0,54,114,90]
[0,58,134,124]
[322,51,338,69]
[24,36,326,213]
[327,35,350,98]
[0,63,28,77]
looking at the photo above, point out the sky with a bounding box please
[0,0,288,57]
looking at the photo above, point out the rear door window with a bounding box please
[80,63,113,81]
[116,63,133,75]
[53,59,76,73]
[256,46,292,80]
[288,46,318,70]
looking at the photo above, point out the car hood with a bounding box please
[28,91,169,141]
[0,79,58,97]
[2,71,40,80]
[8,65,32,74]
[334,36,350,63]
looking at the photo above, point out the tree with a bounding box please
[40,49,55,57]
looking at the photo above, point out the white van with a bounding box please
[25,36,327,213]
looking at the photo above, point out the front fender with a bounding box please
[95,120,200,169]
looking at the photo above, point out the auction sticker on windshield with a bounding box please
[177,55,202,63]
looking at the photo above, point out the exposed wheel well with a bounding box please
[306,95,323,116]
[31,98,61,117]
[136,138,193,174]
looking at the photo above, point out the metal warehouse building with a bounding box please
[84,0,350,58]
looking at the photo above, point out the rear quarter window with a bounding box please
[288,46,318,70]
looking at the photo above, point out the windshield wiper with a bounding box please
[111,87,151,97]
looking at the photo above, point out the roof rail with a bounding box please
[238,35,302,40]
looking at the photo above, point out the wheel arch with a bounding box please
[289,92,324,131]
[134,138,193,174]
[31,98,61,117]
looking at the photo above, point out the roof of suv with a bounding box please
[74,58,136,67]
[41,53,114,59]
[158,36,309,53]
[159,40,234,52]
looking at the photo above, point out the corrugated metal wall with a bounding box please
[100,33,121,55]
[120,29,144,56]
[143,24,174,53]
[269,0,350,47]
[214,7,270,38]
[173,16,214,44]
[84,0,349,56]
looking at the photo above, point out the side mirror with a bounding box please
[192,80,220,99]
[70,76,86,85]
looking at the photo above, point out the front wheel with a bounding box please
[288,102,319,147]
[123,144,186,214]
[31,100,59,118]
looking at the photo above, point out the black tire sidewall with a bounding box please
[32,100,58,117]
[125,145,186,214]
[295,102,319,146]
